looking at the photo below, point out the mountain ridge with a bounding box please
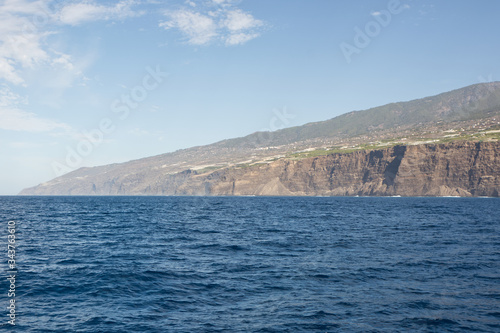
[20,82,500,196]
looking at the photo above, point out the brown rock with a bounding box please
[20,141,500,197]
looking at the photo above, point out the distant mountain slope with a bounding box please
[221,82,500,148]
[20,82,500,196]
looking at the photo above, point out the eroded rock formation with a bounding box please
[20,141,500,197]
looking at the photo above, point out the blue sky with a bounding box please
[1,0,499,195]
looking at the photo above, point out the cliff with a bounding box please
[19,82,500,197]
[20,141,500,197]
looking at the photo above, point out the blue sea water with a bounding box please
[0,196,499,332]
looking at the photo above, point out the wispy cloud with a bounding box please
[58,0,143,26]
[0,0,144,137]
[224,9,262,31]
[0,108,72,132]
[0,85,74,133]
[160,1,265,46]
[8,141,44,149]
[160,10,217,45]
[128,127,165,141]
[0,0,53,85]
[225,32,259,46]
[0,0,143,86]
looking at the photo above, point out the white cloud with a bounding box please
[212,0,226,4]
[371,11,382,17]
[35,57,90,108]
[0,0,142,85]
[0,0,48,16]
[222,8,262,45]
[223,9,262,31]
[0,59,24,85]
[51,53,76,71]
[211,0,236,6]
[225,32,259,46]
[0,0,53,85]
[58,0,142,26]
[0,85,74,133]
[58,3,104,26]
[160,1,265,46]
[160,10,217,45]
[0,84,26,107]
[0,105,73,133]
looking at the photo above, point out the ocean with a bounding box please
[0,196,499,332]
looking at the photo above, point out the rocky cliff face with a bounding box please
[21,141,500,197]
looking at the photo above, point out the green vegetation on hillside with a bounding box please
[217,82,500,149]
[285,133,499,161]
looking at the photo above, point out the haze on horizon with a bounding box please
[1,0,500,195]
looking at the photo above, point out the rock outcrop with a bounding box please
[20,141,500,197]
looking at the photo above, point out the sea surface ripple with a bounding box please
[0,196,499,332]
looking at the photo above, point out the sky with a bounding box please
[0,0,499,195]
